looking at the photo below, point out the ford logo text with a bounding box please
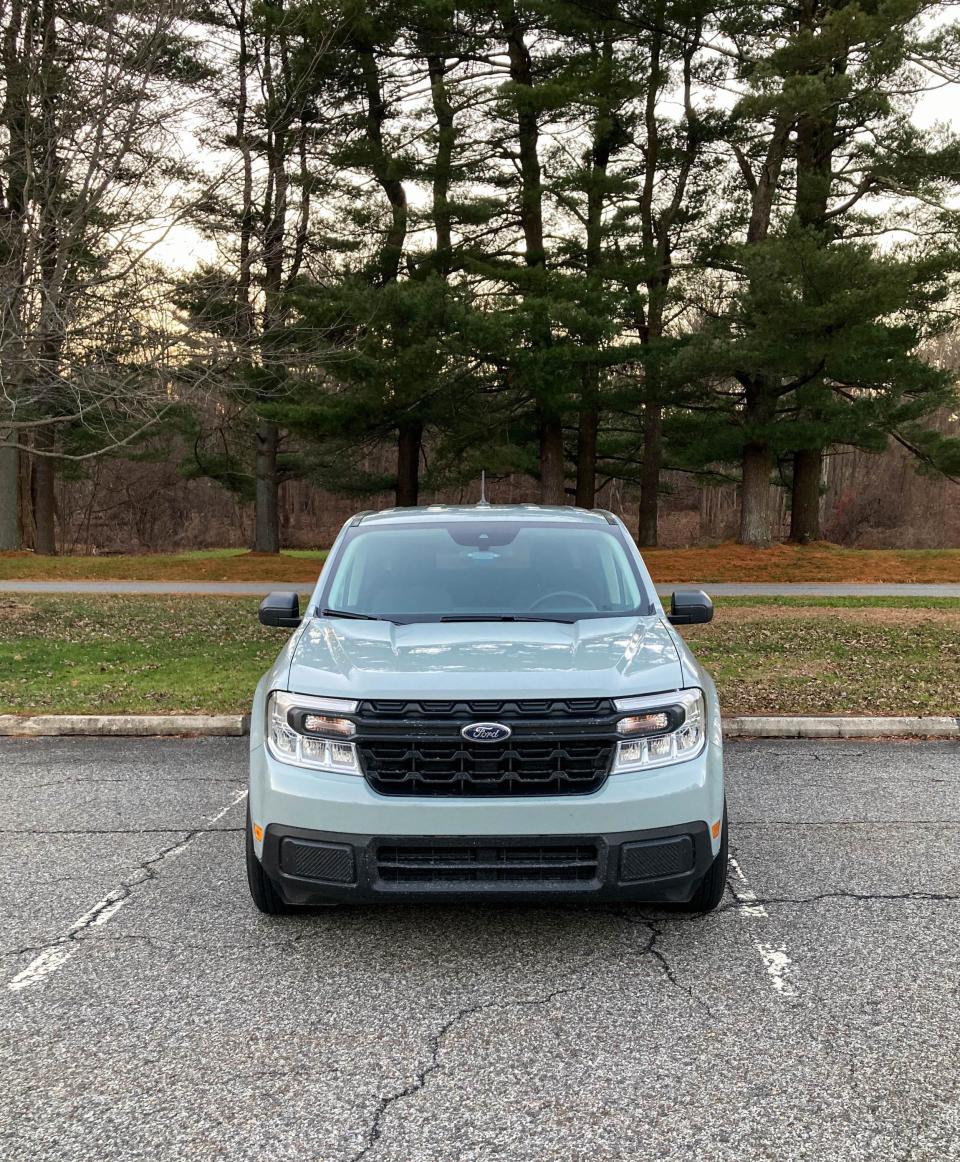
[461,722,512,743]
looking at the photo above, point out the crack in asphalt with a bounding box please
[4,831,198,980]
[347,982,583,1162]
[9,827,244,835]
[612,908,717,1018]
[643,920,716,1018]
[346,913,720,1161]
[21,777,244,790]
[745,889,960,907]
[714,888,960,914]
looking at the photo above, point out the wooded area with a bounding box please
[2,0,960,554]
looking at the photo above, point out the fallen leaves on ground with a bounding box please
[2,541,960,584]
[0,595,957,717]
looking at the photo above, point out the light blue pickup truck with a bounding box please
[246,504,726,914]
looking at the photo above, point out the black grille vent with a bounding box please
[619,836,694,882]
[376,841,600,885]
[280,837,356,884]
[358,698,615,719]
[359,738,614,797]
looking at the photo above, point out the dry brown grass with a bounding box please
[642,542,960,583]
[2,541,959,584]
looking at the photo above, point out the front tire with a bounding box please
[682,802,728,914]
[245,805,294,915]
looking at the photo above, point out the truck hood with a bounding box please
[285,615,683,701]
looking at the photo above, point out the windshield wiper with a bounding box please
[438,614,577,624]
[318,607,386,621]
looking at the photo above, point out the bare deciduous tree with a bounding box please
[0,0,210,551]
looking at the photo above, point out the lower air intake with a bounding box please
[376,841,600,885]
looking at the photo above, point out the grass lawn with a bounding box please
[0,548,328,583]
[681,599,960,715]
[1,541,959,584]
[0,594,957,717]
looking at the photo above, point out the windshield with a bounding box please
[318,521,649,622]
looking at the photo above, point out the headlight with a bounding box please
[266,691,361,774]
[612,689,706,772]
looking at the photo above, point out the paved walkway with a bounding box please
[1,579,959,597]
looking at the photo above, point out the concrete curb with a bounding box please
[723,715,960,739]
[0,714,250,737]
[0,713,956,739]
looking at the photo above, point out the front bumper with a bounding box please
[250,733,724,904]
[261,820,715,905]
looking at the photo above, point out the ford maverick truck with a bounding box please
[247,505,725,913]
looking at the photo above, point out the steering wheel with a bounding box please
[529,591,598,612]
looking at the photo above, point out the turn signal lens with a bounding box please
[711,820,721,840]
[303,713,355,736]
[617,711,671,736]
[253,823,263,842]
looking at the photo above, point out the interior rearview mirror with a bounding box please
[667,589,713,626]
[259,591,301,628]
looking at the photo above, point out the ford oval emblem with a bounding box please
[461,722,512,744]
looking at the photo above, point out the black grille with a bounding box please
[280,837,356,884]
[356,698,619,797]
[619,836,694,882]
[359,738,614,797]
[376,841,600,885]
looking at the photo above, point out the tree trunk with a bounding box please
[254,420,280,553]
[539,413,566,504]
[426,50,454,277]
[789,447,822,543]
[31,429,56,555]
[17,449,34,549]
[575,400,598,508]
[638,399,663,546]
[396,419,422,506]
[358,46,408,283]
[739,442,774,546]
[0,444,19,550]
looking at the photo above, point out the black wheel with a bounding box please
[682,802,728,914]
[245,804,295,915]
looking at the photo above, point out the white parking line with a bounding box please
[8,788,247,993]
[728,856,769,917]
[756,944,798,997]
[205,789,248,826]
[728,852,798,998]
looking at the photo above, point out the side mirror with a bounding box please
[259,591,301,628]
[668,589,713,626]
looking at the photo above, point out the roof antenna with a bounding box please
[477,470,491,508]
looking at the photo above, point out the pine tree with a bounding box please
[260,0,507,506]
[686,0,960,544]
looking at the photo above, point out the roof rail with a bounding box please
[349,510,375,526]
[593,508,618,525]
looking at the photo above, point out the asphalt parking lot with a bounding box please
[1,738,958,1161]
